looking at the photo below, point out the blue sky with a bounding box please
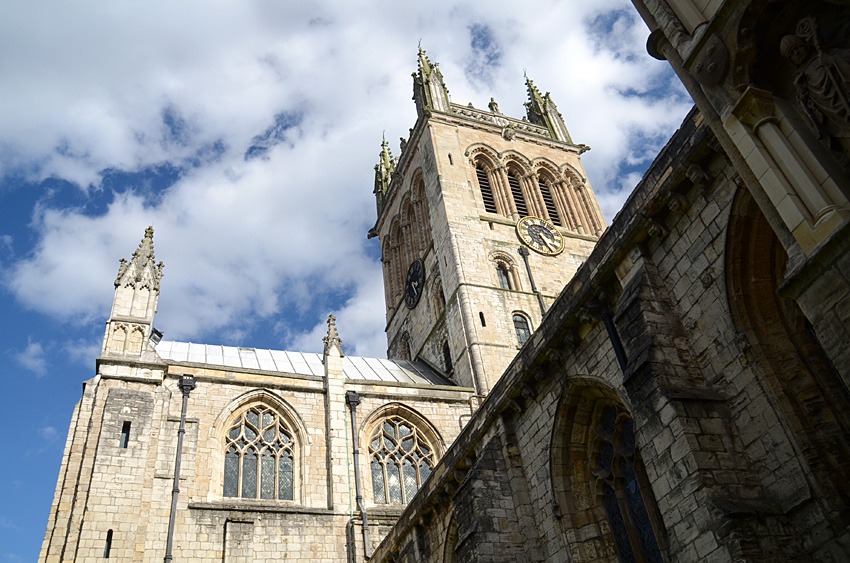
[0,1,691,559]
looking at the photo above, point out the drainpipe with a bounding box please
[346,391,372,559]
[518,246,547,316]
[164,375,196,563]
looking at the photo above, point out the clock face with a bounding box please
[405,259,425,309]
[516,216,565,256]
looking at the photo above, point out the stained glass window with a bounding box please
[223,405,295,501]
[594,406,664,562]
[369,415,436,505]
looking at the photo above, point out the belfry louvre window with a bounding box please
[513,313,531,345]
[370,416,435,505]
[508,173,528,217]
[538,179,562,226]
[224,406,294,500]
[476,167,498,214]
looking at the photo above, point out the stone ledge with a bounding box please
[189,500,335,515]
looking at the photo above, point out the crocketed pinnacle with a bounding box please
[323,314,344,357]
[115,226,165,289]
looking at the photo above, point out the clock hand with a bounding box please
[540,235,556,251]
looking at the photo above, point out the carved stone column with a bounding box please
[728,87,850,254]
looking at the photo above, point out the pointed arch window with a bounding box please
[538,179,562,226]
[476,166,498,214]
[508,172,528,217]
[223,405,295,501]
[513,313,531,345]
[594,406,664,563]
[369,416,436,505]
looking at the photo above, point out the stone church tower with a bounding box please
[372,49,605,394]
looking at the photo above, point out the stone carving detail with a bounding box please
[452,105,550,137]
[692,34,729,86]
[323,314,344,356]
[781,16,850,158]
[115,226,164,290]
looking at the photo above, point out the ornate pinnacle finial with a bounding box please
[115,226,165,289]
[323,314,343,356]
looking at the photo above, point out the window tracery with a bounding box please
[223,405,295,501]
[369,415,436,505]
[593,405,664,563]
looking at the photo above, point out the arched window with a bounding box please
[475,165,498,214]
[496,263,512,290]
[369,416,436,504]
[507,171,528,217]
[442,339,453,374]
[538,178,562,226]
[594,406,664,563]
[397,332,412,361]
[223,405,295,500]
[492,253,519,291]
[513,313,531,345]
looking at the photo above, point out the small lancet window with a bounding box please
[369,416,436,505]
[104,529,113,558]
[513,313,531,345]
[476,166,498,214]
[442,340,453,374]
[479,312,486,327]
[508,172,528,217]
[120,421,131,449]
[538,179,562,226]
[223,406,295,501]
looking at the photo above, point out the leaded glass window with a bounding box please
[513,313,531,345]
[369,416,436,505]
[496,264,512,290]
[594,407,664,563]
[223,406,295,501]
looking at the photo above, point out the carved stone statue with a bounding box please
[400,137,408,153]
[488,97,500,113]
[780,17,850,157]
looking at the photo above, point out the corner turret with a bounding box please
[524,76,574,144]
[413,48,451,117]
[101,226,164,359]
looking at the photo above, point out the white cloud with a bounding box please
[14,339,48,376]
[0,0,692,356]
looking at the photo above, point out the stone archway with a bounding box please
[726,187,850,522]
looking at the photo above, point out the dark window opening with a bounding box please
[513,314,531,345]
[538,180,562,226]
[479,312,486,327]
[476,167,498,214]
[120,421,131,449]
[104,529,113,558]
[442,340,453,374]
[496,264,511,290]
[508,173,528,217]
[448,154,453,165]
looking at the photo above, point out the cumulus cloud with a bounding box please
[14,339,48,376]
[0,0,691,357]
